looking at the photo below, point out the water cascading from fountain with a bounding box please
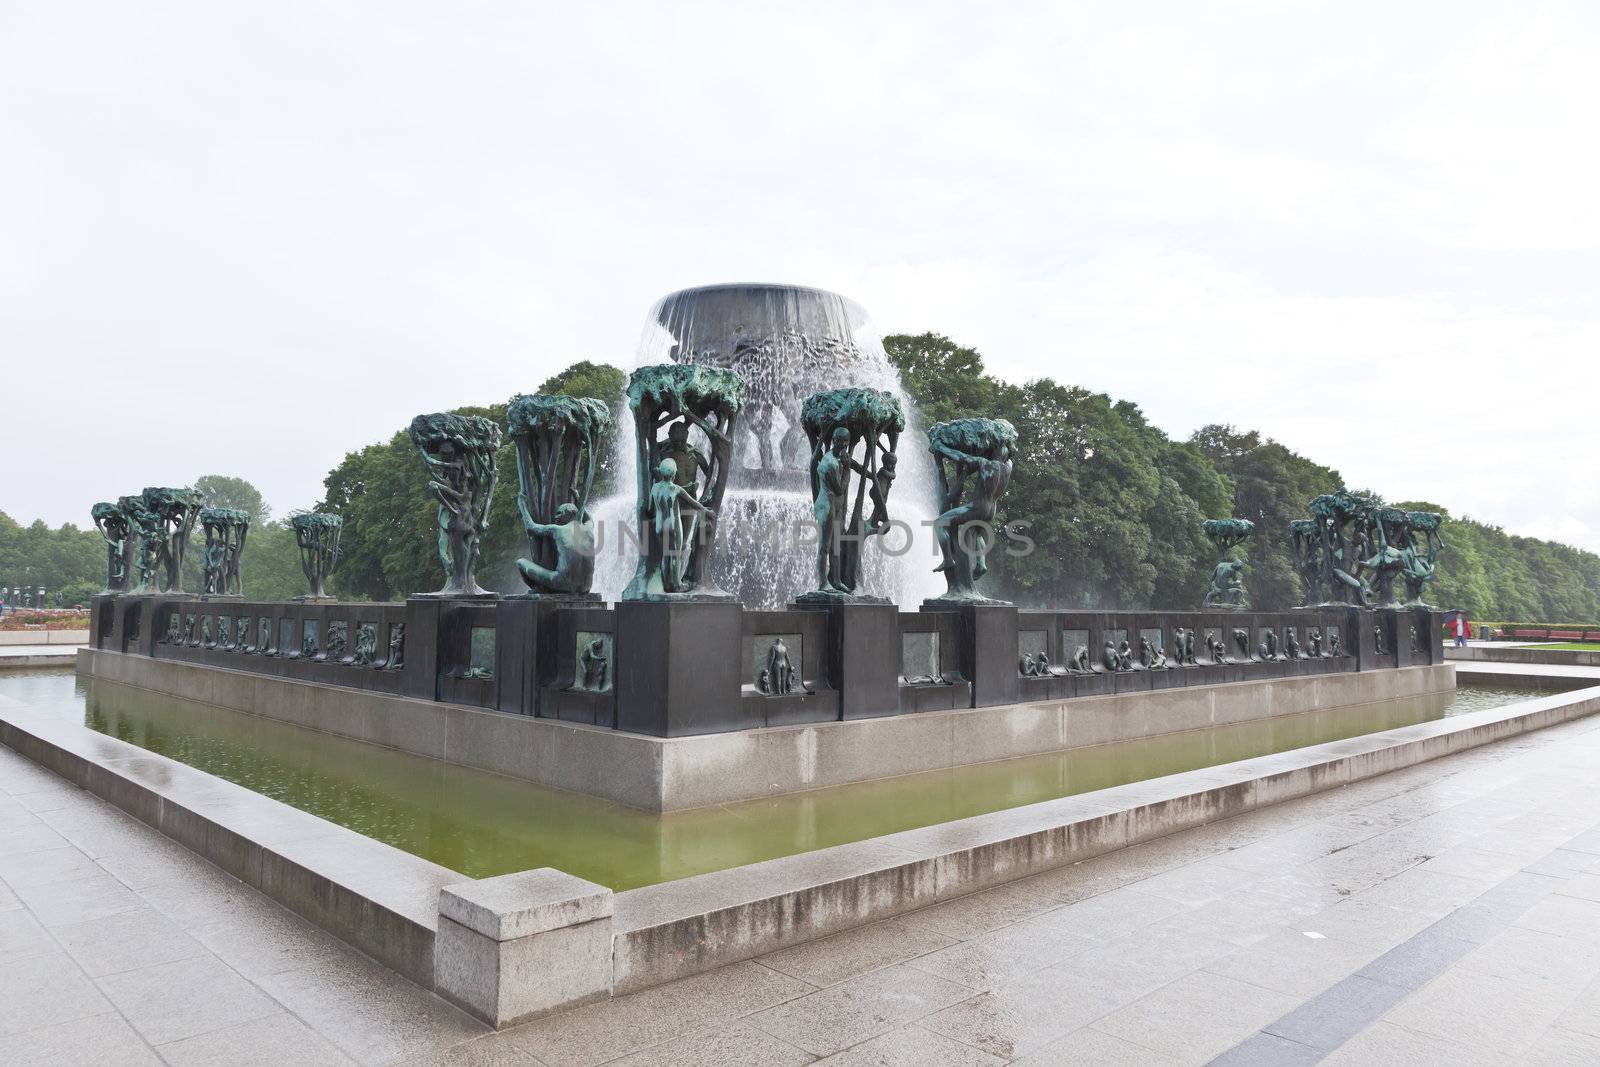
[591,284,945,608]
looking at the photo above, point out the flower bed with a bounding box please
[0,610,91,631]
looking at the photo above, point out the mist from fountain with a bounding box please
[590,284,945,609]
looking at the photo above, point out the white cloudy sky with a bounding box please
[3,1,1597,548]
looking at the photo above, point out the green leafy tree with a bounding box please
[885,335,1231,608]
[1190,425,1342,609]
[192,474,270,526]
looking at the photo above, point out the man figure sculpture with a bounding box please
[659,421,710,502]
[516,503,595,595]
[815,427,872,593]
[1203,558,1247,608]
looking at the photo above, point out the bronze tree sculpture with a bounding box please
[1201,517,1254,609]
[91,501,133,594]
[623,364,743,600]
[506,394,611,597]
[926,417,1018,603]
[1401,511,1443,607]
[797,387,905,601]
[142,487,204,594]
[1289,518,1324,606]
[410,412,502,599]
[291,513,342,601]
[1309,492,1375,606]
[199,507,250,597]
[1360,506,1410,607]
[120,494,163,594]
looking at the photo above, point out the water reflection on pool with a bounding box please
[0,671,1533,890]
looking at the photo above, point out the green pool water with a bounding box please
[0,671,1530,891]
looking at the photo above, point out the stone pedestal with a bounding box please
[402,598,443,701]
[434,868,613,1028]
[1417,607,1444,664]
[615,600,745,736]
[494,597,590,717]
[921,602,1018,708]
[793,600,898,720]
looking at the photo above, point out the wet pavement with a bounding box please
[5,688,1600,1064]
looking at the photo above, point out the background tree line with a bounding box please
[11,343,1600,620]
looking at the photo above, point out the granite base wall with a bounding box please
[78,647,1453,811]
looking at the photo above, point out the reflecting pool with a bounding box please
[0,671,1532,891]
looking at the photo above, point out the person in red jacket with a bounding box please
[1451,613,1470,647]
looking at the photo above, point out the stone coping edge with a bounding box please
[0,652,80,669]
[607,682,1600,993]
[0,693,457,990]
[1448,645,1600,668]
[0,629,89,646]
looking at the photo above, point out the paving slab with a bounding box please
[4,671,1600,1061]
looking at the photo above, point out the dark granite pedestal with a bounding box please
[792,600,898,720]
[921,601,1019,708]
[615,600,743,736]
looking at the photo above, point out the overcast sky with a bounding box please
[4,2,1597,550]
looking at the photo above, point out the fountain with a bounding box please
[593,283,943,608]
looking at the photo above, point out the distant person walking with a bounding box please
[1451,614,1469,647]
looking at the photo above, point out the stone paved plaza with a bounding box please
[6,695,1600,1065]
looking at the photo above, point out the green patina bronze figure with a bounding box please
[506,394,611,598]
[1201,517,1254,609]
[1139,635,1168,670]
[91,501,134,594]
[926,417,1017,604]
[1289,519,1325,606]
[797,388,905,602]
[120,495,164,594]
[410,412,502,599]
[142,487,205,595]
[623,364,743,600]
[199,507,249,598]
[1360,506,1410,607]
[1401,511,1444,607]
[762,636,800,694]
[1309,492,1375,606]
[353,623,377,667]
[290,513,343,601]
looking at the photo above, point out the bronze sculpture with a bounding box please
[290,513,342,601]
[1360,507,1409,607]
[1289,519,1324,606]
[797,388,904,600]
[624,364,742,600]
[1401,511,1443,607]
[796,389,905,600]
[926,417,1017,603]
[1201,518,1254,609]
[141,487,204,594]
[411,412,502,599]
[199,507,249,597]
[763,637,798,694]
[506,394,611,598]
[1309,492,1374,606]
[91,502,133,594]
